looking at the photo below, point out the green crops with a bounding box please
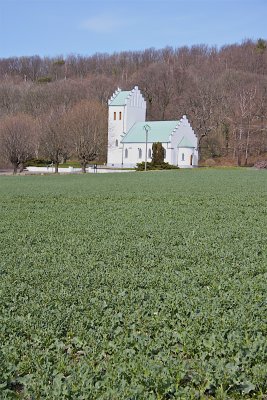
[0,169,266,399]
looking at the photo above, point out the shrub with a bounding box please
[254,160,267,169]
[136,162,179,171]
[204,158,217,167]
[36,76,52,83]
[24,158,52,167]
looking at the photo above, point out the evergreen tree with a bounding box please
[256,38,266,52]
[152,142,165,164]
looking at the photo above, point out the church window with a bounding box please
[125,148,128,158]
[148,148,152,158]
[119,112,122,120]
[114,112,116,120]
[181,153,185,161]
[138,148,142,159]
[115,139,118,147]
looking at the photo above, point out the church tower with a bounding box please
[107,86,146,166]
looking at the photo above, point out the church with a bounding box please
[107,86,198,168]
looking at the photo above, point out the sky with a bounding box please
[0,0,266,58]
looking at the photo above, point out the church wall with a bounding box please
[164,145,172,165]
[124,104,146,133]
[171,116,199,166]
[108,139,198,168]
[107,105,125,165]
[107,86,146,166]
[122,142,172,167]
[124,86,146,133]
[177,147,195,168]
[122,143,151,167]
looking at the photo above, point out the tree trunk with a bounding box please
[244,130,250,166]
[81,163,86,173]
[197,133,207,161]
[55,163,59,173]
[13,164,17,174]
[237,126,243,166]
[237,151,242,166]
[19,163,24,172]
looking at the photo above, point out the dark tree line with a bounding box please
[0,39,266,169]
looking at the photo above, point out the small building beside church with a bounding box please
[107,86,198,168]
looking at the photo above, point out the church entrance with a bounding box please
[190,155,193,166]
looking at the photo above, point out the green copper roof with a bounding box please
[121,121,179,143]
[177,136,195,148]
[109,90,131,106]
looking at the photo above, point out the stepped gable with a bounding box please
[108,86,144,107]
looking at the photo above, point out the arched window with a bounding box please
[148,148,152,158]
[114,112,116,120]
[181,153,185,161]
[163,147,166,159]
[138,148,142,159]
[119,112,122,120]
[125,148,128,159]
[115,139,118,147]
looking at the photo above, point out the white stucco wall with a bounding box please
[121,142,171,167]
[107,87,146,166]
[107,105,125,165]
[164,144,172,165]
[122,143,151,167]
[177,147,195,168]
[124,87,146,133]
[170,116,198,167]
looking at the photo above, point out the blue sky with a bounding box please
[0,0,266,58]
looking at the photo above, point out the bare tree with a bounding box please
[0,83,22,116]
[226,85,258,165]
[184,74,222,159]
[39,107,71,173]
[0,113,36,173]
[133,63,175,120]
[64,100,107,172]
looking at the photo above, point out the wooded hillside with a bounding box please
[0,39,266,167]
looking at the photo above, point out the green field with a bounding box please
[0,170,266,399]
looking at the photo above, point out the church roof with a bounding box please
[109,90,132,106]
[177,136,195,148]
[121,121,180,143]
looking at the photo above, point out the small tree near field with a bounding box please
[0,113,36,174]
[65,100,107,172]
[40,107,71,173]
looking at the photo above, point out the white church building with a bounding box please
[107,86,198,168]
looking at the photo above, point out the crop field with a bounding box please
[0,169,266,399]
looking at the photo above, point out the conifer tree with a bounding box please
[152,142,164,164]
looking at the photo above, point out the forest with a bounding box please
[0,39,266,170]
